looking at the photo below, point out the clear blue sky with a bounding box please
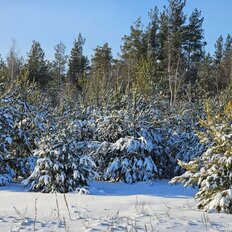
[0,0,232,60]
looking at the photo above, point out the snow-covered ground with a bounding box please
[0,180,231,232]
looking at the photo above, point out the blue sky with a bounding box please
[0,0,232,60]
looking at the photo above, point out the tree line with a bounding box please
[1,0,232,108]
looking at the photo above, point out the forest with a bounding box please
[0,0,232,217]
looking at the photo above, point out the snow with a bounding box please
[0,180,231,232]
[4,136,12,144]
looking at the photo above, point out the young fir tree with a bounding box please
[0,97,44,183]
[0,72,46,184]
[171,101,232,214]
[100,136,159,184]
[22,111,97,193]
[0,97,15,185]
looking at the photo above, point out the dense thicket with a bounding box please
[0,0,231,213]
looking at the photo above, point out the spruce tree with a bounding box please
[22,118,97,193]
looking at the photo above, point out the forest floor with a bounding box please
[0,180,231,232]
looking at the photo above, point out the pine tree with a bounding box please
[121,17,147,62]
[89,43,113,106]
[213,36,225,93]
[171,101,232,214]
[22,121,97,193]
[49,42,68,106]
[0,83,45,184]
[52,42,68,82]
[163,0,187,106]
[26,41,49,89]
[222,34,232,87]
[0,55,8,93]
[146,6,160,62]
[197,53,215,96]
[121,18,147,93]
[184,9,205,83]
[67,34,89,91]
[6,42,24,85]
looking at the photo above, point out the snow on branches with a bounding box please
[171,101,232,214]
[22,122,97,193]
[0,93,46,185]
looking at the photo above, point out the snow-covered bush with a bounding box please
[0,90,46,184]
[22,124,97,193]
[10,99,46,178]
[168,131,205,175]
[95,111,127,142]
[158,104,206,176]
[0,97,19,184]
[71,118,96,141]
[92,136,160,183]
[92,96,194,182]
[171,101,232,214]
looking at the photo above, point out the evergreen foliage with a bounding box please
[22,119,97,193]
[0,79,46,185]
[171,101,232,213]
[67,34,89,91]
[0,1,232,213]
[26,41,49,89]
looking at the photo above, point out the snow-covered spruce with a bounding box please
[168,130,205,176]
[95,110,128,142]
[171,101,232,214]
[0,94,46,183]
[0,157,14,186]
[0,97,15,185]
[92,136,159,184]
[22,128,97,193]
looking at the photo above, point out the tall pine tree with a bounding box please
[26,41,49,90]
[67,34,89,91]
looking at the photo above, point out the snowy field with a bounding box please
[0,180,231,232]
